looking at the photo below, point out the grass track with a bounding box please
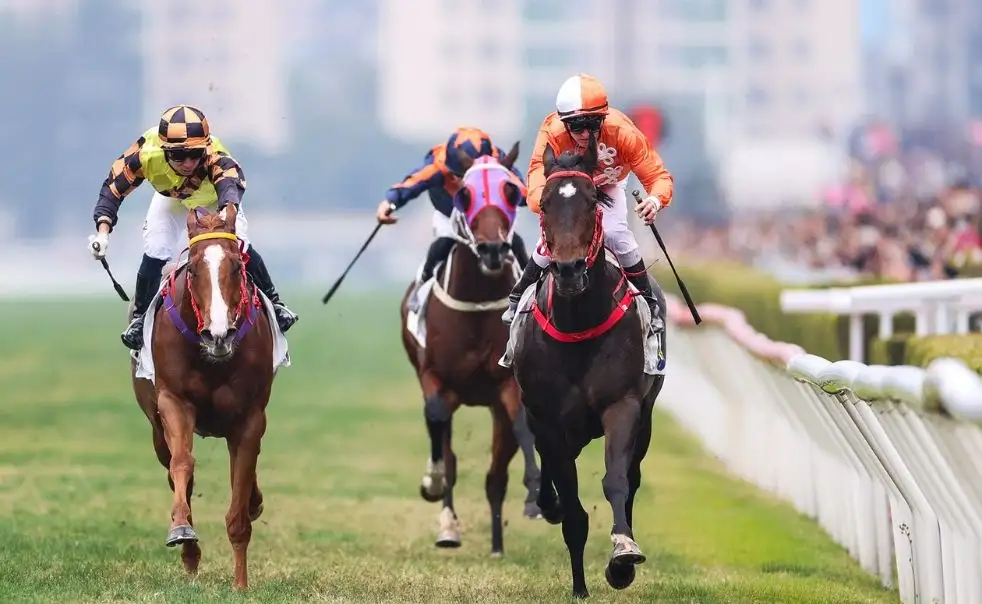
[0,292,898,603]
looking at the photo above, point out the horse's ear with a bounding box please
[501,140,520,170]
[456,148,474,174]
[220,202,238,232]
[542,143,557,176]
[502,181,523,208]
[187,207,206,234]
[455,186,473,213]
[582,130,599,174]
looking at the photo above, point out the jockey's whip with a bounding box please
[89,241,130,302]
[321,222,383,305]
[632,190,701,325]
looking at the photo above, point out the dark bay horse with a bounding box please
[400,146,542,556]
[129,205,278,590]
[509,135,665,598]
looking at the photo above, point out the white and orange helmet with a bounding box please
[555,73,609,121]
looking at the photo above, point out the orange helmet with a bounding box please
[555,74,609,121]
[158,104,211,149]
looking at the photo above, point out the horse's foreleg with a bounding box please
[600,396,646,590]
[486,405,518,556]
[626,398,655,529]
[501,382,541,519]
[436,405,462,548]
[157,390,199,550]
[419,372,450,502]
[550,449,590,599]
[528,409,562,525]
[225,410,267,591]
[152,414,201,575]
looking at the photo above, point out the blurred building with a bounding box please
[377,0,864,146]
[864,0,982,132]
[139,1,291,153]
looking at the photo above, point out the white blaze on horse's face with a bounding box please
[203,244,230,337]
[558,182,577,198]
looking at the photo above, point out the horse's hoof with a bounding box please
[611,535,646,565]
[523,501,543,519]
[490,550,503,558]
[572,587,590,599]
[419,484,444,503]
[435,533,461,548]
[249,502,264,522]
[166,525,198,547]
[605,561,637,590]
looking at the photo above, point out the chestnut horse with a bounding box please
[508,135,665,598]
[129,205,279,590]
[400,147,542,556]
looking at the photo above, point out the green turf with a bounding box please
[0,291,898,603]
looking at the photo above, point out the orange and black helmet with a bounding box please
[444,127,495,176]
[158,104,211,149]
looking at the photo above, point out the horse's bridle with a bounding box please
[164,231,259,343]
[540,170,605,267]
[447,162,520,259]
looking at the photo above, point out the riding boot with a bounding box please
[408,237,456,313]
[120,255,166,350]
[245,246,298,333]
[623,260,659,330]
[510,232,529,270]
[501,261,544,325]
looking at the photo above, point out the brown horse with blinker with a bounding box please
[130,204,276,590]
[400,146,542,557]
[509,133,665,598]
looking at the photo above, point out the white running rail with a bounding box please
[778,278,982,361]
[662,296,982,604]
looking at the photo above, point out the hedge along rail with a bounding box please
[661,294,982,604]
[779,277,982,361]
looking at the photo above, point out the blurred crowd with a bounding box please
[667,126,982,284]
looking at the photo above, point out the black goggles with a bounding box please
[564,116,604,133]
[165,148,205,162]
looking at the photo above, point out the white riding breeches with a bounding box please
[431,210,455,239]
[142,192,251,261]
[531,178,642,268]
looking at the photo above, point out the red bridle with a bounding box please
[539,170,604,267]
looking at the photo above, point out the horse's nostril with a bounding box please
[573,259,587,272]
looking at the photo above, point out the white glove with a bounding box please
[88,232,109,259]
[636,195,663,225]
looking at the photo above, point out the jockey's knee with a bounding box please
[604,229,641,267]
[138,254,167,278]
[142,242,173,265]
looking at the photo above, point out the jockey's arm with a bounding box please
[524,126,553,214]
[383,151,445,211]
[623,127,674,209]
[93,136,148,233]
[204,146,247,210]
